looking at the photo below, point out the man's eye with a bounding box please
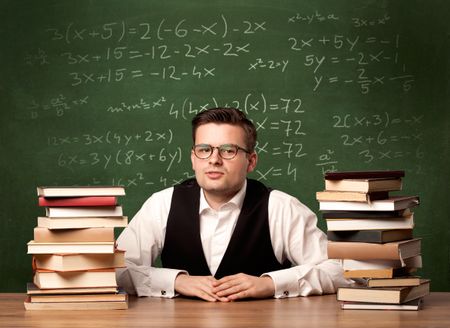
[198,147,211,153]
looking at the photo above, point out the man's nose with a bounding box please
[209,147,223,164]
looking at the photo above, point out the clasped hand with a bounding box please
[175,273,275,302]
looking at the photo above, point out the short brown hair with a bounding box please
[191,108,257,152]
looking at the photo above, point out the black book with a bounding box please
[324,170,405,180]
[321,209,409,219]
[327,229,413,244]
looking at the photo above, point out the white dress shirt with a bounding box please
[116,180,350,298]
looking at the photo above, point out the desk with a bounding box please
[1,293,449,327]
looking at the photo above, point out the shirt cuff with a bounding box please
[263,265,312,298]
[149,267,187,298]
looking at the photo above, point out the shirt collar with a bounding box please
[199,179,247,213]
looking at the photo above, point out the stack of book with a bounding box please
[316,170,430,311]
[24,186,129,310]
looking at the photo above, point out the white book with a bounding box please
[341,255,422,271]
[27,241,115,254]
[37,186,125,197]
[46,206,123,218]
[33,269,117,289]
[319,196,419,211]
[326,214,414,231]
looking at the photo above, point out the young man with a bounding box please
[116,107,349,302]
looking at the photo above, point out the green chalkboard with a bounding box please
[0,0,449,292]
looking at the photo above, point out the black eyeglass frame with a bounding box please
[192,143,251,160]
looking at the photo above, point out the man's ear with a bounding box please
[247,152,258,173]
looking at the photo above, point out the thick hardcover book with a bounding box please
[343,267,416,279]
[37,216,128,229]
[337,279,430,304]
[325,214,414,231]
[27,283,118,295]
[327,238,421,262]
[324,170,405,180]
[365,276,422,288]
[319,196,419,211]
[324,178,402,193]
[341,298,421,311]
[33,251,125,271]
[27,241,115,254]
[29,289,127,303]
[45,205,123,218]
[37,186,125,197]
[316,191,389,202]
[38,196,117,207]
[34,227,115,242]
[322,209,410,219]
[24,298,128,310]
[33,269,117,289]
[327,229,413,243]
[342,255,422,271]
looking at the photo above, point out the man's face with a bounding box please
[191,123,257,205]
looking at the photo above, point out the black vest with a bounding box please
[160,179,291,278]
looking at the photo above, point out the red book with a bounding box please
[38,196,117,207]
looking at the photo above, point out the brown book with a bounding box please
[365,276,422,288]
[337,279,430,304]
[344,267,417,279]
[34,227,115,242]
[316,191,389,202]
[324,178,402,193]
[33,251,125,271]
[37,216,128,229]
[326,215,414,232]
[33,269,117,289]
[327,238,421,261]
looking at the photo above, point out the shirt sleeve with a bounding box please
[115,187,186,298]
[263,191,352,298]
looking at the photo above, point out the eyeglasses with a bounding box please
[192,144,250,160]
